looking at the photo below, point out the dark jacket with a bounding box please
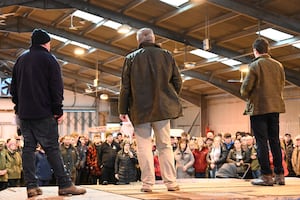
[118,42,182,125]
[35,150,53,181]
[240,54,285,116]
[11,45,64,119]
[98,141,121,169]
[114,149,137,183]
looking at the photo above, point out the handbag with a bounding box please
[186,167,195,175]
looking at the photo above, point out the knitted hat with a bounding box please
[31,29,51,45]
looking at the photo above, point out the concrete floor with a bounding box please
[1,178,300,200]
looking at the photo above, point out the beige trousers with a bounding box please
[134,120,177,189]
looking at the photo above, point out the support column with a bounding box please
[200,95,208,137]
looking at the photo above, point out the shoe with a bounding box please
[251,174,273,186]
[167,185,180,191]
[102,181,108,185]
[140,188,152,192]
[274,174,285,185]
[27,187,43,198]
[58,185,86,196]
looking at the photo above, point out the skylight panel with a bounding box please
[292,42,300,49]
[190,49,218,59]
[73,10,104,24]
[103,20,122,30]
[160,0,189,7]
[257,28,293,41]
[49,34,68,43]
[220,58,242,66]
[70,41,91,49]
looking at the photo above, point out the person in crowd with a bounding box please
[269,147,289,177]
[174,139,195,178]
[189,139,197,152]
[223,133,234,152]
[241,38,286,186]
[115,133,124,144]
[76,135,89,185]
[10,28,86,197]
[6,139,22,187]
[192,137,208,178]
[205,137,214,149]
[114,140,138,184]
[98,132,121,185]
[206,136,228,178]
[60,135,79,183]
[87,134,102,184]
[247,136,261,178]
[35,144,53,186]
[291,135,300,177]
[283,133,295,176]
[180,132,189,142]
[170,136,178,152]
[216,139,251,178]
[118,27,182,192]
[153,144,162,180]
[0,139,8,191]
[206,132,214,140]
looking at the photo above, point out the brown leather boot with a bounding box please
[251,174,273,186]
[274,174,285,185]
[58,185,86,196]
[27,187,43,198]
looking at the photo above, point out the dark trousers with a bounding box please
[101,167,116,184]
[20,117,72,189]
[250,113,284,175]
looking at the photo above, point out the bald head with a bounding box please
[136,28,155,45]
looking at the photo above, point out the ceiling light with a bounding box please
[190,49,218,59]
[220,58,242,67]
[72,10,104,24]
[117,24,132,34]
[160,0,189,7]
[74,48,85,55]
[100,93,108,100]
[70,41,90,49]
[257,28,294,41]
[292,42,300,49]
[49,33,68,43]
[103,20,122,30]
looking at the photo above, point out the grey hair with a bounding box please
[136,28,155,45]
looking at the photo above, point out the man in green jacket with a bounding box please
[0,139,8,190]
[241,38,285,186]
[119,28,182,192]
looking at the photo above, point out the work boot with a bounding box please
[58,185,86,196]
[167,185,180,191]
[251,174,273,186]
[274,174,285,185]
[27,187,43,198]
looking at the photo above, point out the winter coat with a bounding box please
[192,147,208,173]
[6,150,22,179]
[98,141,121,169]
[87,144,101,176]
[174,147,195,178]
[118,42,182,125]
[206,144,228,170]
[11,45,63,119]
[114,149,137,183]
[240,54,285,116]
[35,150,53,181]
[291,146,300,176]
[60,144,79,175]
[0,149,8,182]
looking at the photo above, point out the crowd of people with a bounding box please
[0,130,299,191]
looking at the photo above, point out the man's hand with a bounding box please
[119,114,128,122]
[54,114,64,124]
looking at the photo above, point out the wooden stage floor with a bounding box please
[0,178,299,200]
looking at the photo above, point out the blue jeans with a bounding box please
[20,117,72,189]
[250,113,284,175]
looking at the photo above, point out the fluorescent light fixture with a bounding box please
[103,20,122,30]
[257,28,294,41]
[220,58,242,66]
[74,48,85,55]
[292,42,300,49]
[49,33,68,43]
[72,10,104,24]
[70,41,90,49]
[117,24,132,34]
[181,74,192,81]
[190,49,218,59]
[160,0,189,7]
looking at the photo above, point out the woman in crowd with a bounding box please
[292,135,300,177]
[35,144,53,186]
[174,139,195,178]
[87,134,102,184]
[6,138,22,187]
[192,137,208,178]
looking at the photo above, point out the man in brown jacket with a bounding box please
[241,38,285,186]
[119,28,182,192]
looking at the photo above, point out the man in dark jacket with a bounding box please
[241,38,285,186]
[11,29,86,198]
[119,28,182,192]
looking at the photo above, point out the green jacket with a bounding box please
[240,54,285,116]
[0,149,8,182]
[6,150,22,179]
[119,42,183,125]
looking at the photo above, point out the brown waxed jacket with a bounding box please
[240,54,285,116]
[119,42,182,125]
